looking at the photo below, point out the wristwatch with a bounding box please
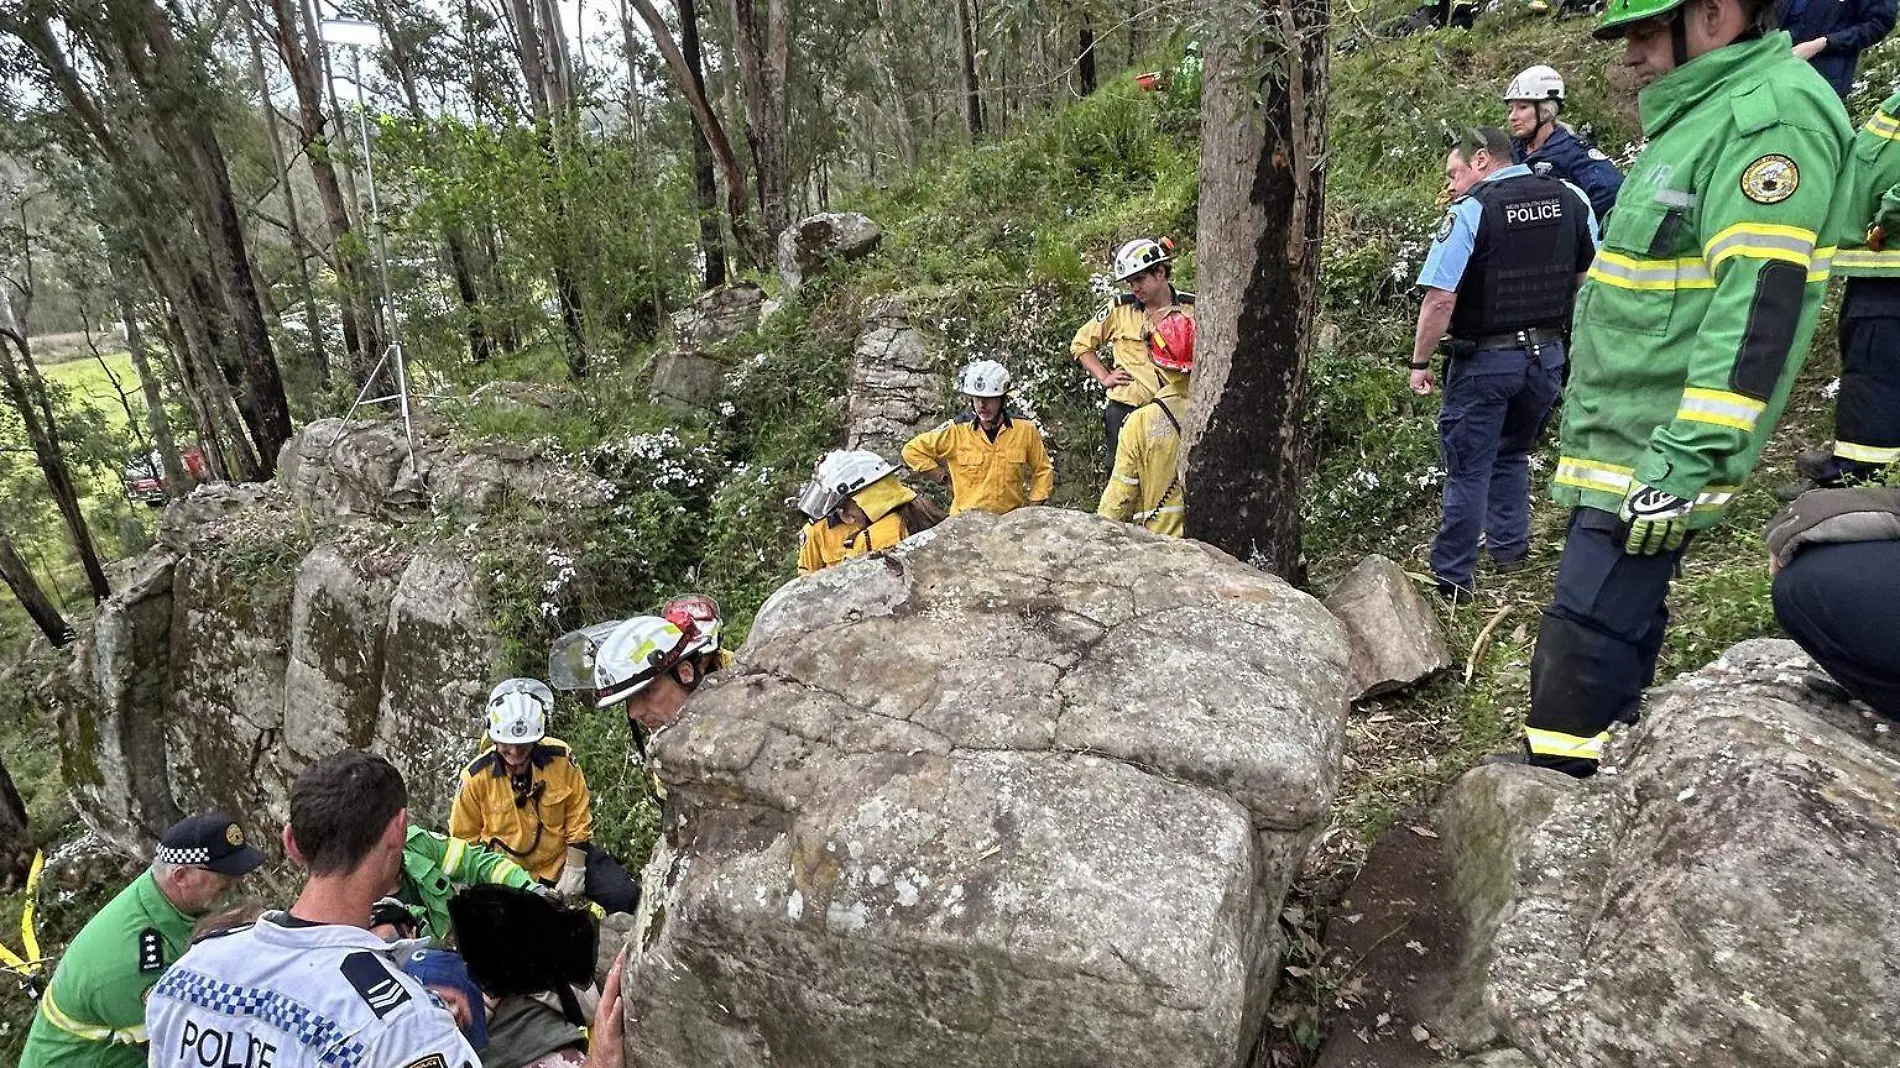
[1408,359,1431,371]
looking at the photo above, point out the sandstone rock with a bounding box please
[846,296,943,459]
[648,352,728,411]
[778,212,882,293]
[282,541,408,764]
[1481,639,1900,1068]
[54,553,183,853]
[157,482,288,552]
[373,553,498,825]
[624,508,1352,1068]
[668,282,764,353]
[1324,555,1452,700]
[596,911,639,987]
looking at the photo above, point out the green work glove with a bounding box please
[1619,484,1694,555]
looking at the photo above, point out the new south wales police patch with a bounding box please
[1436,212,1456,242]
[1740,154,1799,205]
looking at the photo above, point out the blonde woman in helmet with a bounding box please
[1069,237,1195,457]
[1503,65,1623,223]
[902,359,1054,516]
[802,449,943,572]
[448,678,641,914]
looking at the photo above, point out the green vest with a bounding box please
[19,870,193,1068]
[1553,33,1850,526]
[1826,91,1900,278]
[399,824,537,943]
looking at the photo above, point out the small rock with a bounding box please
[777,212,882,293]
[648,351,729,412]
[1324,555,1453,700]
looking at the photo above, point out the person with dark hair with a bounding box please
[1499,0,1850,776]
[21,812,265,1068]
[1781,0,1895,97]
[144,751,477,1068]
[1070,237,1194,458]
[1409,124,1598,601]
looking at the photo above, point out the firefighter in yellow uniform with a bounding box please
[902,360,1054,515]
[1070,237,1195,456]
[1098,311,1195,536]
[794,454,856,575]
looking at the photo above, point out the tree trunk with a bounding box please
[0,750,30,887]
[678,0,729,288]
[1182,0,1329,582]
[0,303,111,604]
[1079,20,1097,96]
[729,0,793,243]
[955,0,983,138]
[870,0,918,168]
[247,16,328,387]
[0,529,73,650]
[117,289,190,496]
[268,0,385,391]
[1127,2,1141,65]
[626,0,765,264]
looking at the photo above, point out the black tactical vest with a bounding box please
[1447,172,1589,340]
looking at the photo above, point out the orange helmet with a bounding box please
[1149,312,1195,371]
[662,593,723,653]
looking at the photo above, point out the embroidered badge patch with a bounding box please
[1740,154,1799,205]
[1436,211,1456,242]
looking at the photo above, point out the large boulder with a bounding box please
[1326,639,1900,1068]
[624,508,1353,1068]
[778,212,882,293]
[48,417,598,854]
[846,296,944,459]
[668,282,765,353]
[1323,555,1452,700]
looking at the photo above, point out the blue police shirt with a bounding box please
[1416,164,1599,293]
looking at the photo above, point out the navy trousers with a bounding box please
[1773,540,1900,721]
[1826,278,1900,481]
[1430,343,1564,591]
[1524,507,1691,776]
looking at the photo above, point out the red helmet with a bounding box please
[1149,312,1195,371]
[662,594,723,653]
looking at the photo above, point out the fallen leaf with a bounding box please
[1408,825,1439,839]
[1405,939,1428,956]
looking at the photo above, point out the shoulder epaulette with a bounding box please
[466,751,502,778]
[1728,80,1779,136]
[1173,290,1195,304]
[340,950,413,1019]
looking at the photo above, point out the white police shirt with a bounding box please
[145,911,476,1068]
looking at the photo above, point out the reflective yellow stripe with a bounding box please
[1113,475,1141,486]
[441,836,467,878]
[1703,222,1817,271]
[1810,246,1836,282]
[1525,727,1608,761]
[1554,457,1738,513]
[1587,250,1713,291]
[1674,387,1766,432]
[1835,441,1900,463]
[492,857,530,886]
[1832,247,1900,271]
[40,989,146,1044]
[1868,111,1900,142]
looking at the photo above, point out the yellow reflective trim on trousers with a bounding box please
[1675,387,1766,432]
[1587,250,1713,290]
[1525,727,1608,760]
[1703,222,1817,271]
[40,989,146,1044]
[1835,441,1900,463]
[441,836,467,877]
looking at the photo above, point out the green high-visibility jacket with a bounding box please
[1827,91,1900,278]
[19,870,191,1068]
[1553,32,1850,526]
[400,824,536,942]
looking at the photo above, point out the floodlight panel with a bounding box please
[318,18,381,47]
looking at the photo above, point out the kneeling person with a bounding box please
[903,360,1054,516]
[145,752,475,1068]
[1098,311,1194,536]
[449,679,640,914]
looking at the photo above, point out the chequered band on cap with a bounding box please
[156,846,211,866]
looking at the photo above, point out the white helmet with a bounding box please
[957,360,1011,398]
[487,678,553,744]
[1112,237,1173,282]
[1504,65,1565,103]
[797,452,848,519]
[593,615,716,708]
[817,449,897,497]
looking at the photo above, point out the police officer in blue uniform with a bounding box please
[1505,66,1624,225]
[1781,0,1896,98]
[1410,126,1599,600]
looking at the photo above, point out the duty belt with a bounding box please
[1464,326,1564,352]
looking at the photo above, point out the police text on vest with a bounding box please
[178,1021,279,1068]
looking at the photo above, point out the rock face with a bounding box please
[651,283,765,410]
[624,508,1354,1068]
[778,211,882,293]
[48,418,579,855]
[1324,639,1900,1068]
[846,296,943,459]
[1323,555,1452,700]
